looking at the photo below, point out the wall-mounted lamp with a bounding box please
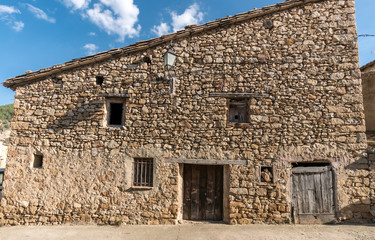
[163,43,177,95]
[163,45,177,70]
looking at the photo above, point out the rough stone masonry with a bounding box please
[1,0,374,225]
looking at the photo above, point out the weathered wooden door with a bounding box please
[292,166,336,224]
[183,165,223,221]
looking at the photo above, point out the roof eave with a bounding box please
[3,0,327,89]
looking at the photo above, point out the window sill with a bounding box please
[227,122,251,129]
[258,182,276,186]
[131,186,153,190]
[106,125,124,129]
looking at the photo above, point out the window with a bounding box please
[109,103,123,125]
[96,76,104,86]
[33,154,43,168]
[133,158,153,187]
[106,99,125,127]
[0,168,4,199]
[0,170,3,187]
[228,99,248,123]
[260,166,273,183]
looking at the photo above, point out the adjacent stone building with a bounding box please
[1,0,374,225]
[361,60,375,220]
[361,60,375,132]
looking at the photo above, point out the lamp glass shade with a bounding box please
[163,49,177,69]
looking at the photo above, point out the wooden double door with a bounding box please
[183,164,223,221]
[292,166,336,224]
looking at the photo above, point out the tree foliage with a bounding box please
[0,104,14,131]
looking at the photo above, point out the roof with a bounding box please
[361,59,375,72]
[3,0,325,90]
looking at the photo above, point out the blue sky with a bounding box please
[0,0,374,105]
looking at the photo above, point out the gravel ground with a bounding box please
[0,223,374,240]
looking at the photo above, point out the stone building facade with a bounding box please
[361,60,375,132]
[361,60,375,220]
[1,0,374,225]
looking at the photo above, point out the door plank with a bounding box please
[324,170,334,213]
[191,165,200,220]
[292,166,329,173]
[307,173,315,213]
[214,165,223,220]
[313,173,323,213]
[183,164,192,220]
[199,165,207,219]
[301,174,308,213]
[292,175,299,218]
[206,166,215,220]
[320,171,329,213]
[327,171,334,213]
[296,174,303,214]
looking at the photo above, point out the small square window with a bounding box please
[133,158,153,187]
[228,99,248,123]
[33,154,43,168]
[260,166,273,183]
[107,101,124,126]
[0,170,4,187]
[96,76,104,86]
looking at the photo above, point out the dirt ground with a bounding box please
[0,223,374,240]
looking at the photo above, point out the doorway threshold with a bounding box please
[181,220,225,225]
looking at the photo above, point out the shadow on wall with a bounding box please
[339,201,374,223]
[43,99,107,149]
[47,100,104,131]
[340,155,374,223]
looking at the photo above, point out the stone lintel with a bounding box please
[100,93,130,98]
[292,166,332,174]
[209,93,269,98]
[165,158,247,165]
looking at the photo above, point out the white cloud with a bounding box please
[151,4,204,36]
[151,22,170,36]
[83,43,99,55]
[26,4,56,23]
[0,4,23,32]
[60,0,140,41]
[0,5,20,14]
[86,0,141,41]
[89,32,96,36]
[12,21,24,31]
[171,3,204,32]
[62,0,91,10]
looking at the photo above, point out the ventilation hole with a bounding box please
[260,166,273,183]
[96,76,104,86]
[33,154,43,168]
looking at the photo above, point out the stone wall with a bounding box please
[0,130,10,168]
[366,142,375,221]
[1,0,373,225]
[361,71,375,131]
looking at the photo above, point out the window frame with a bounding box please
[132,158,154,189]
[258,165,276,184]
[105,98,126,128]
[96,76,104,86]
[33,153,43,169]
[260,166,274,183]
[227,98,249,123]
